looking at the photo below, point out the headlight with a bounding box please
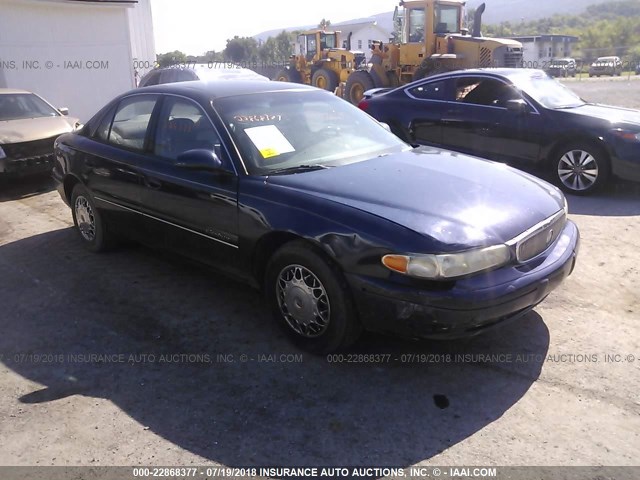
[612,129,640,142]
[382,244,512,280]
[0,145,5,160]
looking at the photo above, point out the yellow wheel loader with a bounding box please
[344,0,524,104]
[274,30,366,93]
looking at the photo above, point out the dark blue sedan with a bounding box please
[359,69,640,195]
[53,80,579,353]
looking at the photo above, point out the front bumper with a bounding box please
[347,220,580,339]
[0,153,55,176]
[609,142,640,183]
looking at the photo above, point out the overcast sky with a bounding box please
[151,0,395,55]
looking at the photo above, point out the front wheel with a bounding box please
[345,71,374,105]
[265,241,362,353]
[312,68,338,92]
[552,143,610,195]
[274,68,302,83]
[71,184,114,252]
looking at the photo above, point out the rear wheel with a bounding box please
[71,184,114,252]
[265,241,362,353]
[552,143,610,195]
[345,71,375,105]
[311,68,338,92]
[274,68,302,83]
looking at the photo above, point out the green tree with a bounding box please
[259,37,278,63]
[318,18,331,30]
[224,36,259,63]
[275,30,294,60]
[156,50,188,67]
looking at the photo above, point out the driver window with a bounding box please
[154,97,220,162]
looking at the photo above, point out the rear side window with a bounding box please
[109,95,158,151]
[408,80,446,100]
[94,105,117,142]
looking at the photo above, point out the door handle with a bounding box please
[144,178,162,190]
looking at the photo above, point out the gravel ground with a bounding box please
[0,78,638,474]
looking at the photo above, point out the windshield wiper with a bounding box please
[267,164,333,175]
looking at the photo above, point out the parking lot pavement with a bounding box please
[562,74,640,109]
[0,79,639,469]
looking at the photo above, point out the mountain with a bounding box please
[253,0,604,42]
[465,0,603,24]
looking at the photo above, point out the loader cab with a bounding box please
[298,31,339,62]
[400,0,464,44]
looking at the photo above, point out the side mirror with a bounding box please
[506,99,529,114]
[379,122,392,132]
[175,149,224,172]
[58,107,69,116]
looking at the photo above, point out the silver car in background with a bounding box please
[0,89,81,177]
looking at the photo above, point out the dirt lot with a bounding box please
[0,78,639,472]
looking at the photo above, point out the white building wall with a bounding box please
[338,24,392,61]
[520,39,575,68]
[127,0,156,81]
[0,0,155,121]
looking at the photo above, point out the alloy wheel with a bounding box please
[557,149,599,192]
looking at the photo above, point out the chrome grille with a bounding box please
[512,211,567,262]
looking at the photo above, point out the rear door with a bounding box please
[82,94,160,236]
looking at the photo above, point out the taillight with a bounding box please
[358,100,369,111]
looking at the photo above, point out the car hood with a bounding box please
[266,148,565,249]
[0,116,79,144]
[560,104,640,127]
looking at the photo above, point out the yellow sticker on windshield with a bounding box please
[260,148,279,159]
[245,125,295,160]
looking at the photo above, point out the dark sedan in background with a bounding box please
[53,80,579,353]
[359,69,640,195]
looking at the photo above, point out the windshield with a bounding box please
[0,93,60,121]
[512,72,585,109]
[435,5,461,33]
[213,90,409,175]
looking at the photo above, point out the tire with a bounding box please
[265,241,362,354]
[552,143,610,196]
[274,68,302,83]
[71,184,114,252]
[345,70,375,105]
[311,68,338,92]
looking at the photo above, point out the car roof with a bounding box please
[0,88,32,95]
[423,68,546,83]
[135,79,318,100]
